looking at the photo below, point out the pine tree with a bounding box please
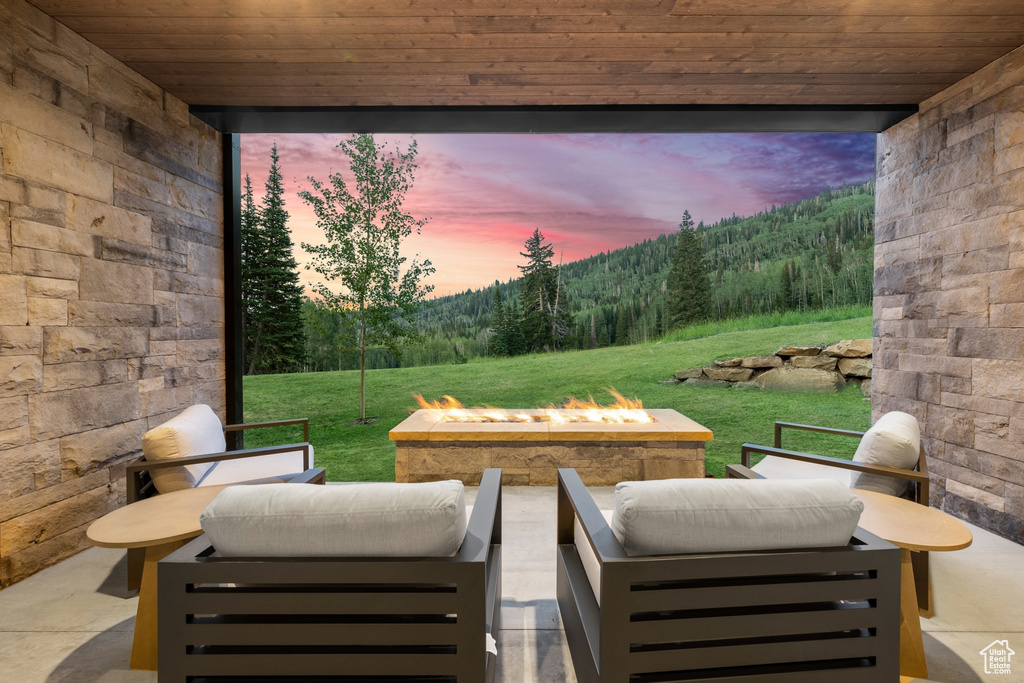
[253,143,306,374]
[489,288,508,357]
[614,303,630,346]
[241,147,307,375]
[503,298,528,356]
[518,229,555,351]
[779,261,794,311]
[240,174,266,373]
[666,210,714,328]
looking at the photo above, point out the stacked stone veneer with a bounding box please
[0,0,224,586]
[673,340,872,394]
[396,440,706,486]
[875,43,1024,542]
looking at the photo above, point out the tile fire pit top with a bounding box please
[389,409,713,442]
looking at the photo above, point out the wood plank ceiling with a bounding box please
[26,0,1024,107]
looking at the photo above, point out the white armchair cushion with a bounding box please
[200,480,468,557]
[611,478,863,557]
[850,411,920,496]
[141,404,223,493]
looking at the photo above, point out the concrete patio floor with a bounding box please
[0,485,1022,682]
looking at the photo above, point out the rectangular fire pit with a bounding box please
[390,409,712,485]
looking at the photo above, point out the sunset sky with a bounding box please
[240,133,876,298]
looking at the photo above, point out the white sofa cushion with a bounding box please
[610,478,863,557]
[141,404,223,493]
[196,446,313,487]
[200,480,468,557]
[850,411,920,496]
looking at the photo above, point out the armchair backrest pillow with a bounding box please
[611,477,863,556]
[200,480,468,557]
[141,404,223,493]
[850,411,921,497]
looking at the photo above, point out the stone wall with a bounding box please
[673,339,872,395]
[874,44,1024,542]
[0,0,224,586]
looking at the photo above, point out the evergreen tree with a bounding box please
[666,210,714,328]
[518,229,556,351]
[779,260,794,311]
[517,229,570,351]
[240,174,265,373]
[614,303,630,346]
[489,288,508,356]
[503,298,528,356]
[825,234,843,274]
[241,147,307,375]
[255,144,306,374]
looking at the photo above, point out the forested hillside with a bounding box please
[302,181,874,371]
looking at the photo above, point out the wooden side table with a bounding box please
[852,489,973,680]
[87,484,231,671]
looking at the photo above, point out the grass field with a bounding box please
[243,315,874,481]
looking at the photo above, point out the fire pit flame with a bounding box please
[412,389,655,424]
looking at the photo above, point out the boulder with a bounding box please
[860,379,872,398]
[838,357,872,378]
[713,357,743,367]
[824,339,872,358]
[740,355,783,369]
[683,378,733,388]
[775,345,821,357]
[754,367,846,393]
[674,367,705,380]
[790,355,838,371]
[703,366,754,382]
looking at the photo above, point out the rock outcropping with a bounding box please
[672,340,872,395]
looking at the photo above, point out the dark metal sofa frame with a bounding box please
[555,468,901,683]
[157,468,503,682]
[726,419,931,614]
[124,417,323,590]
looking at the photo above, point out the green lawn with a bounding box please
[243,316,873,481]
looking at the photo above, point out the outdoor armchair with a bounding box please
[556,468,900,682]
[157,468,502,682]
[124,404,323,589]
[726,411,932,613]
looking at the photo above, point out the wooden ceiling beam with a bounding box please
[148,72,969,90]
[127,54,1008,77]
[79,31,1024,51]
[59,15,1024,35]
[29,0,1024,18]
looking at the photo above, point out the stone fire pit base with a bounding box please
[395,440,705,486]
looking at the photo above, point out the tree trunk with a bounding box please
[359,305,367,422]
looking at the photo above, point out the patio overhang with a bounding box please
[2,0,1022,598]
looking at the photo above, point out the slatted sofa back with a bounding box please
[158,469,502,682]
[556,468,901,683]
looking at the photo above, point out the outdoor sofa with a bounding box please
[124,404,323,589]
[556,467,900,682]
[157,468,502,682]
[727,411,932,612]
